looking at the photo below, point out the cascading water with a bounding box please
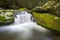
[14,11,33,24]
[0,11,33,27]
[0,11,51,40]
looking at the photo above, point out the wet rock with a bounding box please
[32,12,60,33]
[0,10,14,26]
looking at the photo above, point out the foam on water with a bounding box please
[14,11,32,24]
[0,11,51,40]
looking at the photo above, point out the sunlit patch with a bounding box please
[55,17,59,19]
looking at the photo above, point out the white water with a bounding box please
[0,11,51,40]
[14,11,32,24]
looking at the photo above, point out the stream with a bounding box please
[0,11,54,40]
[0,11,34,27]
[14,11,33,24]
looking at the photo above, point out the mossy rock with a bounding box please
[31,1,60,17]
[0,10,14,26]
[0,0,58,9]
[32,12,60,33]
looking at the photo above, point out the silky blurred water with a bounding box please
[0,11,52,40]
[0,11,34,27]
[14,11,32,24]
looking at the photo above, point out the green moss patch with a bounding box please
[32,12,60,33]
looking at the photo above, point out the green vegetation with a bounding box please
[19,8,28,11]
[31,1,60,33]
[0,0,59,9]
[0,10,14,26]
[32,12,60,33]
[0,0,60,34]
[31,1,60,17]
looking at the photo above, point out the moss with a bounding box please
[31,1,60,17]
[0,16,6,21]
[0,0,58,9]
[19,8,28,11]
[31,1,60,34]
[42,1,56,10]
[0,10,14,26]
[32,12,60,33]
[47,3,60,17]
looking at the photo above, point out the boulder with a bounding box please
[32,12,60,33]
[0,10,14,26]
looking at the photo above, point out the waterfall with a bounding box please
[14,11,33,24]
[0,11,35,27]
[0,11,51,40]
